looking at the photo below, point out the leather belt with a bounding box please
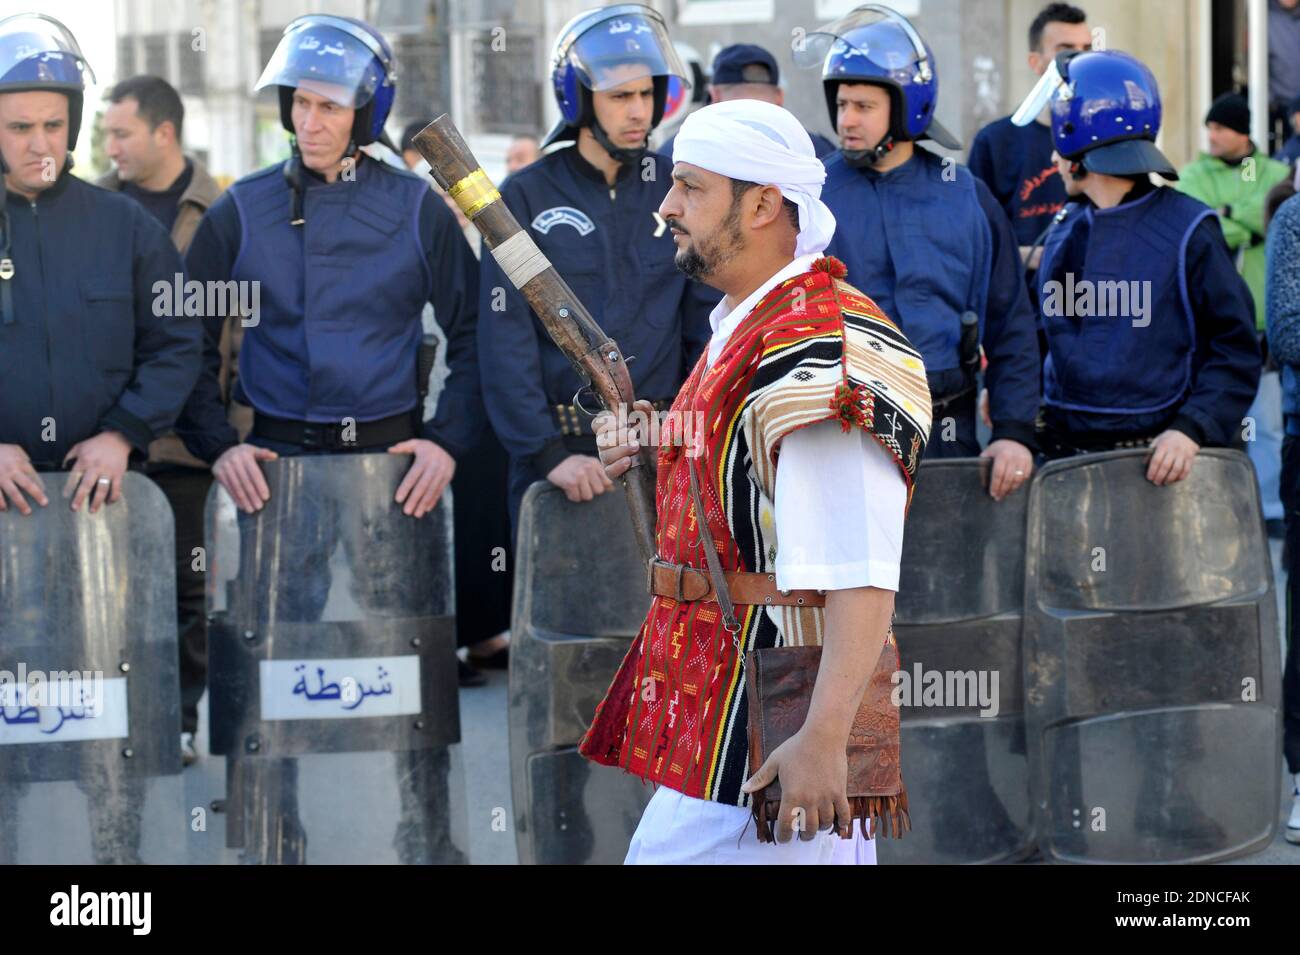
[646,558,826,608]
[253,410,415,450]
[552,398,673,437]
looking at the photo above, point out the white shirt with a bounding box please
[704,257,906,593]
[624,785,876,865]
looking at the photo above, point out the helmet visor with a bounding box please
[564,9,688,92]
[1011,56,1068,126]
[794,5,924,73]
[0,14,94,88]
[254,17,388,108]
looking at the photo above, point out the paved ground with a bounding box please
[455,668,517,865]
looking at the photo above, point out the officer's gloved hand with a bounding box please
[0,443,48,516]
[63,430,132,514]
[213,443,279,514]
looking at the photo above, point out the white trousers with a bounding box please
[624,786,877,865]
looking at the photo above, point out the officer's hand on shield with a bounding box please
[548,454,614,503]
[592,399,658,488]
[0,443,48,516]
[388,438,455,519]
[1146,430,1199,486]
[213,443,279,514]
[62,431,131,514]
[980,439,1034,501]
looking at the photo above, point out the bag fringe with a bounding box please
[752,786,910,843]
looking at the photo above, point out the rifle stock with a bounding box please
[412,114,658,562]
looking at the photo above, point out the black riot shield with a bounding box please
[1024,449,1281,863]
[0,473,183,864]
[509,481,652,865]
[878,459,1034,864]
[205,453,466,864]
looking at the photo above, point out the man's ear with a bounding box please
[751,184,785,228]
[1027,51,1043,75]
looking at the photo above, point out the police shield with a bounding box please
[0,473,184,864]
[878,459,1034,864]
[1024,449,1281,863]
[205,453,467,864]
[510,481,652,865]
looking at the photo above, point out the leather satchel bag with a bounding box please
[685,458,910,843]
[744,642,909,842]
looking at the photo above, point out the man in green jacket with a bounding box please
[1178,92,1291,532]
[1178,93,1290,331]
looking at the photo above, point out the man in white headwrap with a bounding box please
[579,99,933,864]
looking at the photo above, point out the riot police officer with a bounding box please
[809,5,1042,501]
[0,12,200,866]
[478,3,716,528]
[0,14,199,514]
[1014,50,1261,483]
[184,15,482,509]
[181,14,478,864]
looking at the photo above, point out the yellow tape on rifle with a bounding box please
[448,168,500,218]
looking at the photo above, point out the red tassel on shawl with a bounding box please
[810,255,848,279]
[829,381,875,433]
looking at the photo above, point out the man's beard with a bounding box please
[673,204,743,281]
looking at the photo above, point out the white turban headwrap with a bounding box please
[671,99,836,258]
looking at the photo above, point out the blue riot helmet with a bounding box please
[797,4,960,166]
[1012,49,1176,180]
[0,13,95,150]
[545,4,689,162]
[662,42,706,124]
[256,14,396,149]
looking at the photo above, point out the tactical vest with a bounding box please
[227,158,431,422]
[1037,188,1214,416]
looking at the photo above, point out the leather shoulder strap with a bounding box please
[687,457,741,637]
